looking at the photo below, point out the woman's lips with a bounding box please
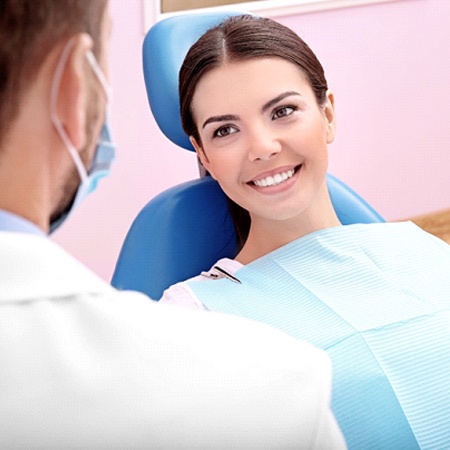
[248,165,301,188]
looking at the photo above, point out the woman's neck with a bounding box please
[235,198,341,265]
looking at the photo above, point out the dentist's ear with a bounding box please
[324,90,336,144]
[190,136,216,180]
[53,33,93,152]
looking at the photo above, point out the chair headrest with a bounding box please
[142,12,245,151]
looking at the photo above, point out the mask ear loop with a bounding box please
[50,37,88,183]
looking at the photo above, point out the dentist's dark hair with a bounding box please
[0,0,108,146]
[179,14,329,248]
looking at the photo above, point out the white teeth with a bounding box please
[253,169,295,187]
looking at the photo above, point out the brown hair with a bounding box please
[0,0,108,145]
[179,14,329,248]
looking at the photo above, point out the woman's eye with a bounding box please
[272,106,296,120]
[213,125,238,138]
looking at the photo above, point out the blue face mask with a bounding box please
[49,38,116,233]
[49,119,116,233]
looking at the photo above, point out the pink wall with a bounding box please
[52,0,450,282]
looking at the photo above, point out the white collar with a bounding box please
[0,209,45,235]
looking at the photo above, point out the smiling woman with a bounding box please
[188,57,338,263]
[178,14,336,255]
[158,14,450,450]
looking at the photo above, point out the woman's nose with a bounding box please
[247,128,282,162]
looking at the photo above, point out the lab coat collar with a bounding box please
[0,231,111,302]
[0,209,45,235]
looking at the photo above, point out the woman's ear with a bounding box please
[323,90,336,144]
[54,33,93,151]
[190,136,216,179]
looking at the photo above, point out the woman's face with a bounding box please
[190,57,335,226]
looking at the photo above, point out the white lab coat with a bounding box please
[0,231,345,449]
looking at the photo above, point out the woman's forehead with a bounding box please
[192,58,311,110]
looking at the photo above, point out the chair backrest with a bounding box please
[111,12,385,300]
[142,12,245,152]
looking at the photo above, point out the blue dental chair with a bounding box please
[111,12,385,300]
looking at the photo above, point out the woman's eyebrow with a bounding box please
[202,114,240,129]
[261,91,301,113]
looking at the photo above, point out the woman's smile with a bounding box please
[247,165,301,192]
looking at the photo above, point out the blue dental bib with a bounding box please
[189,222,450,449]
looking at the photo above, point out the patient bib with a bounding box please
[189,222,450,450]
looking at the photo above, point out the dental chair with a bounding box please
[111,12,385,300]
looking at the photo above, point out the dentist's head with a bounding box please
[0,0,112,232]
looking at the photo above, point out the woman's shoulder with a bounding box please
[159,281,207,310]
